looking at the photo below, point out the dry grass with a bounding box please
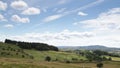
[0,57,120,68]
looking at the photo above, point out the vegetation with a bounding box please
[96,63,103,68]
[0,42,33,59]
[45,56,51,62]
[72,50,120,62]
[5,39,58,51]
[24,50,87,62]
[0,40,120,68]
[0,58,120,68]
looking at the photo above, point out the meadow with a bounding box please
[0,57,120,68]
[0,42,120,68]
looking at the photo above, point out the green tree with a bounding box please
[108,57,112,61]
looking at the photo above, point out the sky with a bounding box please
[0,0,120,48]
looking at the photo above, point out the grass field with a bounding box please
[0,42,33,59]
[24,50,87,62]
[105,56,120,61]
[0,42,120,68]
[0,57,120,68]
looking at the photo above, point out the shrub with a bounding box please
[108,57,112,61]
[45,56,51,62]
[66,60,71,63]
[22,55,25,58]
[97,63,103,68]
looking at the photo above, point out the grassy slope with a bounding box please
[0,57,120,68]
[0,42,120,68]
[0,42,32,59]
[24,49,87,61]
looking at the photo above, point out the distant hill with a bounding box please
[58,45,120,52]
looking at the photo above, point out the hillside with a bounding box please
[24,50,87,62]
[0,42,120,68]
[0,42,87,62]
[5,39,58,51]
[0,42,33,59]
[0,57,120,68]
[58,45,120,52]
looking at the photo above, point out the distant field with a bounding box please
[0,57,120,68]
[105,56,120,61]
[24,50,87,61]
[111,57,120,61]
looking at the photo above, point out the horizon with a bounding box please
[0,0,120,48]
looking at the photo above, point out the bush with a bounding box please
[108,57,112,61]
[45,56,51,62]
[97,63,103,68]
[22,55,25,58]
[66,60,71,63]
[16,52,18,55]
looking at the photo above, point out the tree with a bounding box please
[45,56,51,62]
[5,39,59,51]
[97,63,103,68]
[108,57,112,61]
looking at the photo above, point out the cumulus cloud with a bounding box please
[78,12,88,16]
[21,7,40,15]
[76,8,120,30]
[0,14,7,21]
[11,0,28,10]
[43,14,63,22]
[4,24,14,28]
[0,1,7,10]
[8,29,95,46]
[8,29,120,47]
[11,15,30,23]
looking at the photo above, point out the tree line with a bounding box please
[5,39,59,51]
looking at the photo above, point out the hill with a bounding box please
[5,39,58,51]
[0,41,87,62]
[58,45,120,52]
[0,42,33,59]
[0,42,120,68]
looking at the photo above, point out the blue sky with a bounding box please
[0,0,120,47]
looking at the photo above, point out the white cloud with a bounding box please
[11,0,28,10]
[78,12,88,16]
[4,24,14,28]
[80,8,120,30]
[0,1,7,10]
[8,29,120,48]
[9,29,95,45]
[43,14,63,22]
[22,7,40,15]
[0,14,7,21]
[11,15,30,23]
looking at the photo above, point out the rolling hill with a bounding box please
[58,45,120,52]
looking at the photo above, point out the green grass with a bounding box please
[0,42,33,59]
[0,57,120,68]
[0,42,120,68]
[105,55,120,61]
[24,49,87,62]
[110,57,120,61]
